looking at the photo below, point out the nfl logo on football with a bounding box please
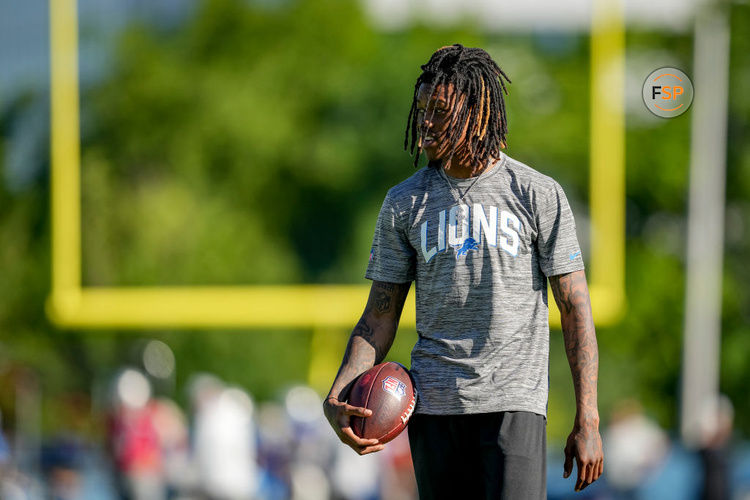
[382,376,406,399]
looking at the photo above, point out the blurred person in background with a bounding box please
[41,436,84,500]
[329,441,379,500]
[378,432,417,500]
[0,409,34,500]
[189,374,258,500]
[256,401,294,500]
[150,397,192,498]
[107,368,165,500]
[284,386,336,500]
[324,44,603,499]
[602,399,669,499]
[698,395,734,500]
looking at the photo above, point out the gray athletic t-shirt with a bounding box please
[365,153,584,417]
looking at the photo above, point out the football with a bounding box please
[349,362,418,444]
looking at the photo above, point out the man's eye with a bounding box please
[416,108,445,118]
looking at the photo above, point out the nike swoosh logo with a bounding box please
[569,250,581,260]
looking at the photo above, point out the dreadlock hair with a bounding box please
[404,44,511,174]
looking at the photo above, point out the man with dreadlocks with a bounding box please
[324,44,603,498]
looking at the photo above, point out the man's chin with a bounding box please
[425,148,445,165]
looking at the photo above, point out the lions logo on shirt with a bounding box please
[456,238,479,259]
[420,204,521,262]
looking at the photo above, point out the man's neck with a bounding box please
[439,156,496,179]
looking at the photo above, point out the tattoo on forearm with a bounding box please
[328,281,411,401]
[550,271,599,424]
[353,314,374,338]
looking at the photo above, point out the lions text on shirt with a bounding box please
[365,153,584,416]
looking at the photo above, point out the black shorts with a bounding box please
[408,411,546,500]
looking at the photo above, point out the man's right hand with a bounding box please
[323,397,385,455]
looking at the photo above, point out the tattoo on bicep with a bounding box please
[371,281,411,316]
[373,289,392,314]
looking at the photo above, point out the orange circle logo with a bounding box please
[642,68,694,118]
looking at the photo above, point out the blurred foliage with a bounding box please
[0,0,748,442]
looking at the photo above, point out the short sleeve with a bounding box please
[365,192,416,283]
[535,181,585,277]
